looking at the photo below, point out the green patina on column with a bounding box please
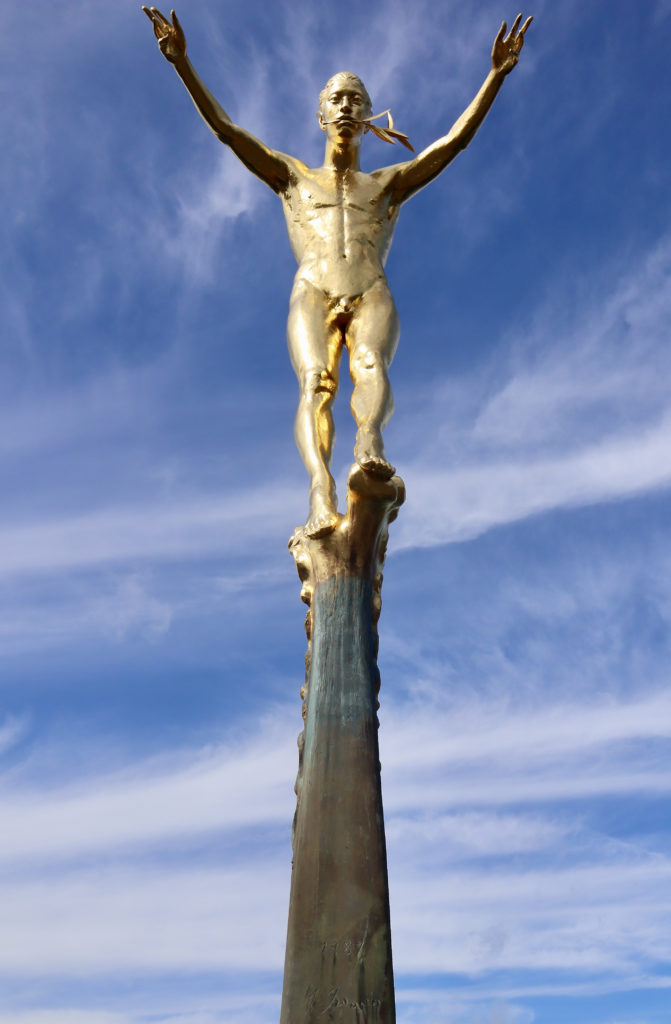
[281,467,404,1023]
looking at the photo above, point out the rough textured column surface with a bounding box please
[280,465,405,1024]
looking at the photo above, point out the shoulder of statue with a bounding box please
[370,160,414,185]
[368,160,415,202]
[277,151,310,183]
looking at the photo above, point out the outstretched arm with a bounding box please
[390,14,532,204]
[142,7,290,193]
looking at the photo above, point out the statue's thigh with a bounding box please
[287,285,341,380]
[347,286,400,371]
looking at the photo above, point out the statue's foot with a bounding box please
[305,489,339,539]
[305,509,339,539]
[355,428,395,480]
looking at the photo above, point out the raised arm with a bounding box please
[142,7,290,193]
[390,14,532,204]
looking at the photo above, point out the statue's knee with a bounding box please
[351,348,381,376]
[301,368,336,397]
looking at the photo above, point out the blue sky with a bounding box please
[2,0,671,1022]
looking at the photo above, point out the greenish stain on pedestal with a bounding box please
[281,467,404,1024]
[280,575,394,1023]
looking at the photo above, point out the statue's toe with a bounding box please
[357,454,395,479]
[304,510,339,539]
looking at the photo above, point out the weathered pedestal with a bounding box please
[280,465,405,1024]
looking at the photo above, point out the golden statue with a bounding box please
[143,8,532,538]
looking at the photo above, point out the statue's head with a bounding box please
[318,72,372,139]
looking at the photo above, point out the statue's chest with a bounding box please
[284,175,395,227]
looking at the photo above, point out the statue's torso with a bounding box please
[280,160,401,298]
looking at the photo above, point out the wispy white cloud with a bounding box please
[0,709,296,863]
[0,1000,280,1024]
[0,812,667,983]
[141,51,279,287]
[653,0,671,22]
[0,621,667,1003]
[382,687,671,779]
[0,1015,130,1024]
[0,862,288,973]
[472,234,671,450]
[0,716,28,757]
[390,228,671,548]
[0,364,166,457]
[2,688,668,866]
[386,810,570,860]
[397,980,666,1024]
[391,855,671,974]
[397,411,671,548]
[0,843,668,978]
[0,483,303,578]
[0,562,295,655]
[399,995,535,1024]
[276,0,501,171]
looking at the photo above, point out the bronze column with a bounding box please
[280,465,405,1024]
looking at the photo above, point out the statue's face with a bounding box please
[319,75,370,142]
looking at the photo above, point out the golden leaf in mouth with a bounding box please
[321,109,414,151]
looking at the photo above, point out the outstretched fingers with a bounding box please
[142,5,168,38]
[150,6,171,24]
[493,12,532,69]
[142,5,161,29]
[520,14,533,36]
[508,12,534,44]
[505,12,533,56]
[494,20,507,48]
[507,12,523,39]
[170,9,186,45]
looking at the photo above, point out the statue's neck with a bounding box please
[323,138,361,172]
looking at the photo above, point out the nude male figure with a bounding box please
[143,8,532,538]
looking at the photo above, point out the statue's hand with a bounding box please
[142,6,186,64]
[491,13,532,75]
